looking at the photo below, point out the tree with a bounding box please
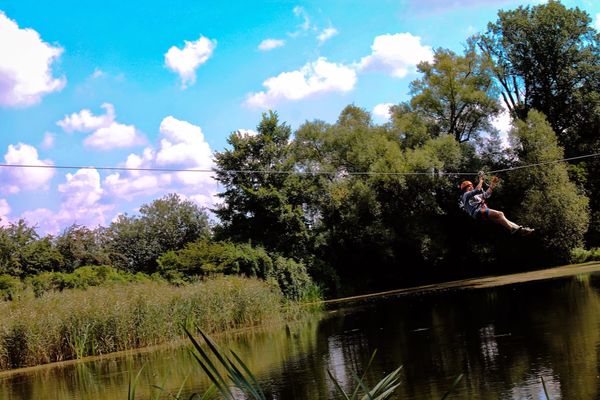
[409,47,501,143]
[213,111,311,259]
[477,0,600,153]
[509,111,589,261]
[55,224,110,271]
[106,194,210,273]
[0,220,63,277]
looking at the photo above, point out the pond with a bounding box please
[2,268,600,399]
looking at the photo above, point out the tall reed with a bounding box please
[0,276,285,371]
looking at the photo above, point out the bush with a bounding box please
[158,240,316,300]
[265,256,314,301]
[0,275,20,301]
[158,240,273,278]
[26,266,151,297]
[570,248,600,264]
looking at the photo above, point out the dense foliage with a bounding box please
[0,1,598,297]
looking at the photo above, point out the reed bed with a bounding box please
[0,276,284,371]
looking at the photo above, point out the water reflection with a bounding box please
[2,274,600,399]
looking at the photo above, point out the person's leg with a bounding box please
[486,209,520,231]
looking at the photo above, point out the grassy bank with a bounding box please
[0,276,293,371]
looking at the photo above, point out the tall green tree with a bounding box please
[55,224,110,271]
[0,220,63,277]
[477,0,600,152]
[509,111,589,261]
[213,111,311,259]
[409,47,501,143]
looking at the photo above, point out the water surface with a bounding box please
[2,270,600,399]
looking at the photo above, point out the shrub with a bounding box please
[158,240,315,300]
[0,275,20,301]
[158,241,273,278]
[26,266,152,297]
[265,256,314,301]
[570,248,600,264]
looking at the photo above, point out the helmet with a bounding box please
[460,180,473,191]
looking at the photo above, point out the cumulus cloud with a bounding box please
[83,122,143,150]
[0,12,66,107]
[245,57,357,108]
[372,103,394,121]
[258,39,286,51]
[58,103,115,133]
[105,116,216,201]
[2,143,54,194]
[18,118,217,234]
[358,33,433,78]
[21,168,114,235]
[157,117,212,166]
[57,103,145,150]
[165,36,216,89]
[58,169,110,220]
[317,27,338,44]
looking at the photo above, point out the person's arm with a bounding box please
[476,175,484,191]
[483,176,499,198]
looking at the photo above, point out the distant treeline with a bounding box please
[1,1,599,296]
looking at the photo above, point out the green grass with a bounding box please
[0,276,291,371]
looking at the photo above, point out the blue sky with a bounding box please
[0,0,598,234]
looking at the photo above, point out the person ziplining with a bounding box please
[460,172,534,236]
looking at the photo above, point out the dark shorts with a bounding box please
[472,206,489,220]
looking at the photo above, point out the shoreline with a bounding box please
[311,262,600,306]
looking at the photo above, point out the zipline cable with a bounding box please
[487,152,600,174]
[0,151,599,177]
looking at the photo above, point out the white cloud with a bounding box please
[317,27,338,44]
[21,169,114,235]
[258,39,286,51]
[358,33,433,78]
[22,168,114,235]
[41,132,55,149]
[596,13,600,31]
[491,98,512,147]
[0,199,10,226]
[245,57,357,108]
[0,12,66,107]
[157,116,214,185]
[104,172,164,201]
[104,116,216,201]
[18,118,218,234]
[59,168,103,208]
[2,143,54,194]
[165,36,216,89]
[57,103,144,150]
[372,103,394,121]
[57,103,115,133]
[21,208,60,234]
[83,122,144,150]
